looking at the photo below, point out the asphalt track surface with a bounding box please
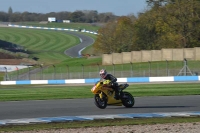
[0,95,200,120]
[64,31,95,57]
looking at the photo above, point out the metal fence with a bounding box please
[4,60,200,81]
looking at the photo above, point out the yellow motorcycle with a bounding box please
[91,80,135,109]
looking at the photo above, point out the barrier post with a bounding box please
[148,61,151,77]
[53,65,56,79]
[166,60,168,76]
[81,64,84,78]
[66,64,69,79]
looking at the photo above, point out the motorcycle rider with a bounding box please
[99,69,120,100]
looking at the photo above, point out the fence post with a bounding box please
[130,62,133,77]
[184,58,187,76]
[81,64,84,78]
[66,64,69,79]
[166,60,168,76]
[112,63,115,76]
[53,65,56,79]
[148,61,151,77]
[16,67,19,80]
[4,67,8,81]
[28,66,30,80]
[40,64,43,80]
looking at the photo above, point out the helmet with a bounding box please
[99,69,107,78]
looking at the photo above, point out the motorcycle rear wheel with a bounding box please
[121,91,135,108]
[94,94,107,109]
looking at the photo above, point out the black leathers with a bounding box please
[103,74,118,91]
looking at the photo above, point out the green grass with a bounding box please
[0,73,4,81]
[0,117,199,132]
[0,85,91,101]
[0,83,199,101]
[126,83,200,96]
[0,27,81,64]
[0,23,99,66]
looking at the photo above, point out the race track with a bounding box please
[0,95,200,120]
[64,31,95,57]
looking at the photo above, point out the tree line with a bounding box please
[93,0,200,54]
[1,0,200,55]
[0,7,120,23]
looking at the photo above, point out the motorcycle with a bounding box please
[91,80,135,109]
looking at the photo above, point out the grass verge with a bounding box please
[0,117,199,132]
[0,82,199,101]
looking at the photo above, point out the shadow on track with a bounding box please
[106,106,194,109]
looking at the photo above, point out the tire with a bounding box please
[94,94,107,109]
[121,92,135,108]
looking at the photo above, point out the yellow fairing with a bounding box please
[103,80,111,85]
[91,81,122,106]
[106,91,122,106]
[91,82,101,94]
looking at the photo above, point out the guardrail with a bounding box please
[8,24,98,35]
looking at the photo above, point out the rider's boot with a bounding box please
[114,88,120,100]
[120,92,127,99]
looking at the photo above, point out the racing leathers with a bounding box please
[102,74,120,99]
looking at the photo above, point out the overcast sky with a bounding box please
[0,0,148,16]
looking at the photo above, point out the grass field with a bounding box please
[0,27,81,64]
[0,82,199,101]
[0,24,99,62]
[0,23,101,80]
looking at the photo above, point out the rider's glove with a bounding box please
[110,82,114,86]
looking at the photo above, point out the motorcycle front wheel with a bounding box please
[94,94,107,109]
[121,92,135,108]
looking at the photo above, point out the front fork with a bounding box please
[99,92,107,101]
[99,92,103,99]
